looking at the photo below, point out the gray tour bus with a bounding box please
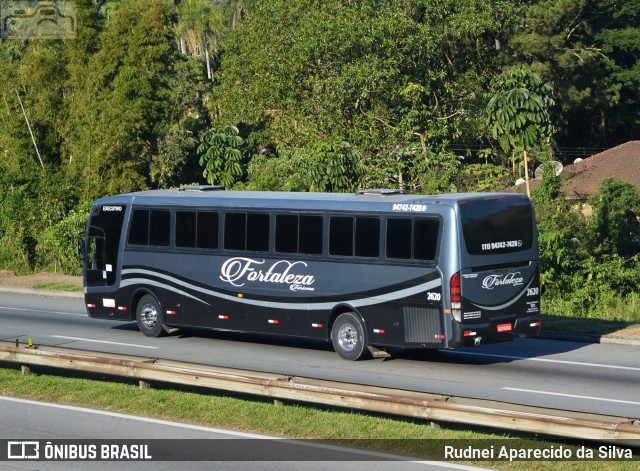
[81,187,541,360]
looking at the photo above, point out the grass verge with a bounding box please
[0,364,636,470]
[540,314,640,337]
[32,282,83,292]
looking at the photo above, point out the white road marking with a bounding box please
[0,306,85,317]
[503,388,640,406]
[442,350,640,372]
[0,396,490,469]
[50,335,158,350]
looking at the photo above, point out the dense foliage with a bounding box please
[532,175,640,320]
[0,0,638,321]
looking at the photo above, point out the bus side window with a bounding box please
[197,211,218,249]
[414,219,440,261]
[275,214,298,253]
[129,210,149,245]
[355,217,379,258]
[300,215,323,255]
[386,219,412,259]
[176,211,197,248]
[224,212,246,250]
[329,216,353,256]
[149,210,170,246]
[247,213,269,252]
[87,235,105,270]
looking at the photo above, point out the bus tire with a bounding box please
[331,312,370,361]
[136,294,166,338]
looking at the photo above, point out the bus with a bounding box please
[80,187,541,360]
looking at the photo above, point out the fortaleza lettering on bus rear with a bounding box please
[481,272,524,290]
[220,257,315,291]
[101,205,122,212]
[443,445,634,461]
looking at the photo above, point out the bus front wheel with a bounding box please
[331,312,370,361]
[136,294,166,338]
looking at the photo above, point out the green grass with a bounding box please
[540,314,640,336]
[541,292,640,338]
[32,282,83,292]
[542,293,640,324]
[0,365,636,470]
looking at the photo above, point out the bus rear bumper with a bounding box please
[457,314,542,347]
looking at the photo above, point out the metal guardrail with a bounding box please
[0,340,639,444]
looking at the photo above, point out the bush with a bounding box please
[532,173,640,322]
[35,210,88,275]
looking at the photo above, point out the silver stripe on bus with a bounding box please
[121,268,441,311]
[119,278,211,306]
[470,277,534,311]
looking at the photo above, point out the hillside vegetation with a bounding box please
[0,0,638,321]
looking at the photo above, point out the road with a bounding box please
[1,292,639,419]
[1,395,493,471]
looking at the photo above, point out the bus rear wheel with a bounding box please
[331,312,370,361]
[136,294,166,338]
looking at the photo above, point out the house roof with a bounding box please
[514,141,640,199]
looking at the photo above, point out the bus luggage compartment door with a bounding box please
[458,262,541,344]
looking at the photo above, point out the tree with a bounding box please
[485,66,555,197]
[84,0,179,197]
[198,125,245,187]
[151,129,197,188]
[507,0,639,149]
[307,140,364,192]
[590,178,640,258]
[214,0,513,166]
[176,0,224,81]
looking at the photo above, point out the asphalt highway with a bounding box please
[1,292,639,419]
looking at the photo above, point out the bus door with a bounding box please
[83,204,126,319]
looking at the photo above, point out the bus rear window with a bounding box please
[460,197,533,255]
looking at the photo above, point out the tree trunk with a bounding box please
[524,149,531,198]
[203,35,212,80]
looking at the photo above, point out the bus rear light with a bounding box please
[464,330,477,337]
[450,272,462,322]
[268,319,279,324]
[530,321,541,327]
[450,272,461,302]
[166,310,176,315]
[311,323,323,328]
[373,329,385,334]
[435,334,445,340]
[219,315,229,320]
[86,304,96,308]
[117,306,127,311]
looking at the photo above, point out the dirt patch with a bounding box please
[0,272,82,289]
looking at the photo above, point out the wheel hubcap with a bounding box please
[140,303,158,329]
[338,323,358,352]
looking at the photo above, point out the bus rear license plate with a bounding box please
[497,323,512,333]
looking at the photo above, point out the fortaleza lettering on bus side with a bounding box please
[220,257,315,290]
[443,445,634,461]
